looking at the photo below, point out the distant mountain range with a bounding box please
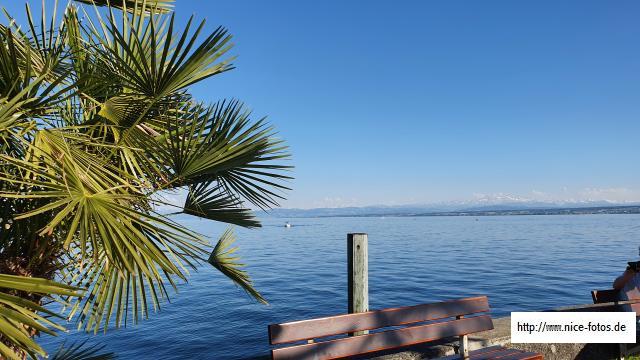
[265,201,640,218]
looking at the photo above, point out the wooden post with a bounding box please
[347,233,369,336]
[457,315,469,359]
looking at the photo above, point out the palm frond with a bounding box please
[97,94,153,127]
[1,128,213,332]
[0,90,37,157]
[73,0,174,14]
[0,27,74,119]
[60,230,205,334]
[0,0,291,354]
[0,274,82,360]
[163,100,292,209]
[1,2,67,85]
[183,182,260,228]
[89,8,233,100]
[208,228,266,304]
[63,6,120,108]
[1,129,206,278]
[51,340,116,360]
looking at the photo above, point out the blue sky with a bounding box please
[4,1,640,208]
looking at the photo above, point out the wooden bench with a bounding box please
[268,296,543,360]
[591,289,624,311]
[591,289,640,360]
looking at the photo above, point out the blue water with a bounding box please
[41,214,640,359]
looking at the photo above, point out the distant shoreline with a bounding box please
[353,205,640,218]
[272,205,640,218]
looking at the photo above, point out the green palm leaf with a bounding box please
[163,100,292,208]
[1,4,66,88]
[51,340,116,360]
[0,0,292,356]
[0,275,82,360]
[90,9,233,100]
[73,0,174,14]
[1,129,208,333]
[183,182,260,228]
[208,228,266,304]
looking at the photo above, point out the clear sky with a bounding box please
[4,1,640,208]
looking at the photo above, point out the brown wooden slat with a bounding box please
[466,348,523,360]
[558,304,622,312]
[490,351,543,360]
[269,296,489,345]
[484,349,528,360]
[271,315,494,360]
[437,346,542,360]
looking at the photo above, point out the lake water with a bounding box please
[41,214,640,359]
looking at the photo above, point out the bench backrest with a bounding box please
[592,288,640,316]
[591,289,620,305]
[268,296,493,360]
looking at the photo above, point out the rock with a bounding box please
[363,316,620,360]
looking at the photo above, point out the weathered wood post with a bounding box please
[347,233,369,336]
[457,315,469,359]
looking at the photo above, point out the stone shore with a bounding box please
[367,317,620,360]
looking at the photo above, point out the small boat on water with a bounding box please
[285,222,292,228]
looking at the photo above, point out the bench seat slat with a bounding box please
[269,296,489,345]
[436,346,542,360]
[491,352,543,360]
[482,349,536,360]
[271,315,493,360]
[486,350,543,360]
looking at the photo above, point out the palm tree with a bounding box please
[0,0,291,358]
